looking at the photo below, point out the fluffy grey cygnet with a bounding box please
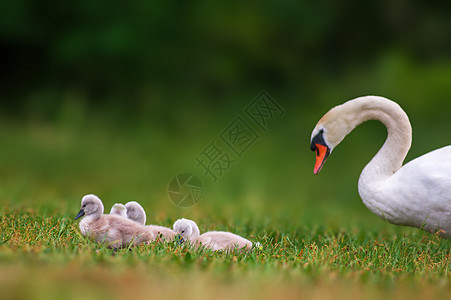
[124,201,146,225]
[75,194,170,248]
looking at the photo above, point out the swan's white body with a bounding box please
[173,218,254,251]
[310,96,451,237]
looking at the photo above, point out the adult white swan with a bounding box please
[310,96,451,237]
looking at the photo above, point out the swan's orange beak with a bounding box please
[313,144,329,174]
[311,129,330,174]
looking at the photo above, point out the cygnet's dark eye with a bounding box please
[181,230,185,233]
[82,204,86,208]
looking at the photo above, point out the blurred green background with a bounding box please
[1,1,450,229]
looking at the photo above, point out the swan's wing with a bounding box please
[397,146,451,195]
[388,146,451,231]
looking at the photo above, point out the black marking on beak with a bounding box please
[75,209,85,220]
[310,129,327,151]
[311,129,331,174]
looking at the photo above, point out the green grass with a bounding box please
[1,206,450,300]
[1,107,451,300]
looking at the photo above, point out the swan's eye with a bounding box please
[82,204,86,208]
[181,230,185,233]
[311,129,327,154]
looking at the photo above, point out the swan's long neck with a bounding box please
[323,97,412,214]
[319,97,412,216]
[334,97,412,219]
[348,97,412,182]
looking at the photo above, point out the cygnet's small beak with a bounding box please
[175,234,184,245]
[75,209,85,220]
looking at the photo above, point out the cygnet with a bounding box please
[173,218,255,251]
[75,194,169,248]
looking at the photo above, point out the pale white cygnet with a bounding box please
[110,203,127,218]
[173,218,255,251]
[124,201,146,225]
[75,194,172,248]
[173,218,200,243]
